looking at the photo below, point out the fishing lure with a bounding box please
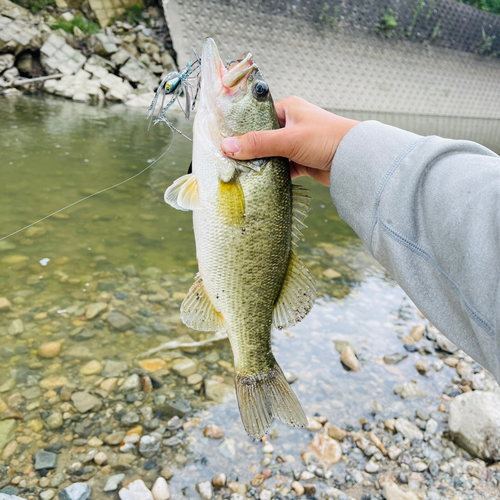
[148,49,201,141]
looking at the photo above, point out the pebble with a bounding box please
[365,459,379,473]
[426,418,438,434]
[122,411,141,426]
[85,302,108,319]
[306,417,323,431]
[34,450,57,470]
[394,418,424,441]
[8,319,24,335]
[291,481,305,495]
[151,477,170,500]
[0,297,12,311]
[327,425,347,441]
[383,352,408,365]
[212,473,226,488]
[433,359,444,371]
[107,311,134,331]
[444,357,459,367]
[46,412,63,429]
[105,431,125,445]
[139,435,160,457]
[383,482,419,500]
[323,268,341,279]
[80,359,103,375]
[309,433,342,466]
[59,483,92,500]
[259,490,271,500]
[121,374,141,391]
[71,391,102,413]
[415,360,429,375]
[187,373,203,385]
[340,345,360,371]
[204,424,224,439]
[38,341,62,359]
[40,490,55,500]
[140,358,167,372]
[172,359,197,377]
[104,473,125,492]
[196,481,213,500]
[394,383,426,399]
[119,479,154,500]
[94,451,107,464]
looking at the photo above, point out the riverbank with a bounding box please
[0,0,174,107]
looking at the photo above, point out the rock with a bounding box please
[212,473,226,488]
[119,57,158,91]
[204,425,223,439]
[187,373,203,386]
[0,15,41,55]
[308,433,342,466]
[38,341,62,359]
[383,352,408,365]
[25,225,45,237]
[444,356,458,367]
[0,54,14,73]
[85,302,107,319]
[0,298,11,312]
[40,34,86,75]
[88,33,118,55]
[107,311,134,331]
[340,345,360,371]
[327,425,347,441]
[140,358,166,372]
[121,411,140,426]
[204,379,235,403]
[410,324,425,342]
[415,360,429,375]
[104,431,125,445]
[434,331,458,353]
[284,370,298,384]
[426,418,438,434]
[196,481,213,500]
[121,374,140,391]
[306,416,323,431]
[34,450,57,470]
[291,481,305,495]
[383,482,419,500]
[2,439,17,460]
[433,359,444,371]
[364,459,379,473]
[8,319,23,335]
[394,383,426,399]
[151,477,169,500]
[94,451,107,465]
[46,412,63,429]
[394,418,424,441]
[59,483,91,500]
[111,48,131,66]
[219,439,236,459]
[323,268,341,279]
[119,479,154,500]
[104,473,125,492]
[0,420,16,451]
[39,376,69,389]
[80,360,103,375]
[172,359,197,377]
[139,435,160,457]
[40,490,55,500]
[71,391,102,413]
[449,390,500,460]
[104,360,128,376]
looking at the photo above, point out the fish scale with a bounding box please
[164,38,316,440]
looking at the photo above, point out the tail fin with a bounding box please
[235,363,307,440]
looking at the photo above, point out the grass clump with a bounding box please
[51,14,100,35]
[126,4,146,25]
[376,8,398,37]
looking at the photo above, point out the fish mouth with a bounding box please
[201,38,256,104]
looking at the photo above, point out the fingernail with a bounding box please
[222,137,239,155]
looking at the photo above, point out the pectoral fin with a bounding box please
[180,273,224,331]
[164,174,200,211]
[273,250,316,330]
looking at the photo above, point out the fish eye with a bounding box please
[252,81,269,99]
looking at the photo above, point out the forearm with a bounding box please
[330,121,500,380]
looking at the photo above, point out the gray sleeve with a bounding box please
[330,120,500,381]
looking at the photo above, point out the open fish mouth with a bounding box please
[201,38,257,104]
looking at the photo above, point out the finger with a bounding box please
[290,162,330,187]
[221,128,293,160]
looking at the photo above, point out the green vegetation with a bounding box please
[426,0,436,19]
[431,20,441,38]
[50,14,100,35]
[407,0,425,36]
[376,8,398,37]
[11,0,56,13]
[457,0,500,16]
[126,4,146,25]
[316,3,340,30]
[477,27,497,53]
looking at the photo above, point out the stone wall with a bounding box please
[164,0,500,118]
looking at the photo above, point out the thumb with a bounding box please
[221,128,291,160]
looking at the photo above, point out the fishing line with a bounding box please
[0,133,176,242]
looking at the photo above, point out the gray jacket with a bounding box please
[330,121,500,381]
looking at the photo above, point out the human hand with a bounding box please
[221,96,359,186]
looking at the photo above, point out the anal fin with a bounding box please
[180,273,224,331]
[273,250,316,330]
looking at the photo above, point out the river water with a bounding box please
[0,95,498,498]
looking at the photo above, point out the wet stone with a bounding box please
[119,479,154,500]
[0,298,12,312]
[59,483,91,500]
[151,477,170,500]
[121,374,140,391]
[394,383,426,399]
[204,424,224,439]
[121,411,140,426]
[35,450,57,470]
[46,412,63,429]
[71,392,102,413]
[104,431,125,445]
[196,481,213,500]
[104,473,125,492]
[8,319,23,335]
[139,435,160,457]
[384,353,408,365]
[107,311,134,331]
[104,360,128,377]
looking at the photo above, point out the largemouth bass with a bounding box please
[164,38,316,440]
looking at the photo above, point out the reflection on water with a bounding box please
[0,95,497,497]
